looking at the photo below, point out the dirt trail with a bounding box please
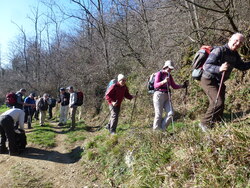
[0,123,88,188]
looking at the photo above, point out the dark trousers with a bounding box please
[108,105,120,133]
[24,108,35,123]
[0,115,18,153]
[200,76,226,127]
[48,106,53,119]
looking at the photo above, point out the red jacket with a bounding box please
[105,83,133,107]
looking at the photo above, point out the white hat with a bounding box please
[117,74,125,81]
[163,60,175,69]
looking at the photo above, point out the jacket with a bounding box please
[105,83,133,107]
[203,44,250,82]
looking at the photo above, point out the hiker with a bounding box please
[48,96,57,119]
[105,74,137,134]
[199,33,250,132]
[14,88,26,110]
[58,88,70,126]
[34,96,40,120]
[23,93,36,129]
[36,93,50,127]
[67,86,77,130]
[0,108,25,156]
[153,60,188,131]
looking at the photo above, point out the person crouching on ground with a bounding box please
[153,60,188,131]
[105,74,137,135]
[36,93,50,127]
[0,108,25,156]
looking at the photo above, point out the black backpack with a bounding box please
[50,98,57,108]
[15,129,27,150]
[38,98,48,111]
[147,71,162,94]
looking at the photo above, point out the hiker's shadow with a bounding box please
[21,146,83,164]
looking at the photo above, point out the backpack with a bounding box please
[15,129,27,151]
[50,98,57,108]
[6,92,17,106]
[191,45,214,80]
[147,71,163,94]
[148,73,157,94]
[75,91,84,106]
[105,79,117,95]
[38,98,49,111]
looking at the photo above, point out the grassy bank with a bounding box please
[79,120,250,187]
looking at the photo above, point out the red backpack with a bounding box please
[6,92,17,106]
[75,91,84,106]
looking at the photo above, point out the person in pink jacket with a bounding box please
[105,74,136,134]
[153,60,188,131]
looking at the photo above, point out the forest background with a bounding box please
[0,1,250,187]
[0,0,249,121]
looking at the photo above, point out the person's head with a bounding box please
[228,33,245,51]
[43,93,49,100]
[29,93,36,99]
[66,86,74,93]
[117,74,126,86]
[19,88,26,95]
[60,88,65,94]
[162,60,175,73]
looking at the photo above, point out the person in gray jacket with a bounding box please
[67,86,78,131]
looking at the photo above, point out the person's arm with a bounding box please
[124,86,133,100]
[234,53,250,71]
[169,75,183,89]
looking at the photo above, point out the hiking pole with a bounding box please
[129,91,139,125]
[210,71,225,126]
[165,75,174,131]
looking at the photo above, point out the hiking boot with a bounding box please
[198,123,208,132]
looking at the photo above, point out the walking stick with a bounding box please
[210,71,225,126]
[129,91,138,125]
[165,76,174,130]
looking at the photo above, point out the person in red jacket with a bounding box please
[105,74,136,134]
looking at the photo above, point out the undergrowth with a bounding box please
[80,120,250,187]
